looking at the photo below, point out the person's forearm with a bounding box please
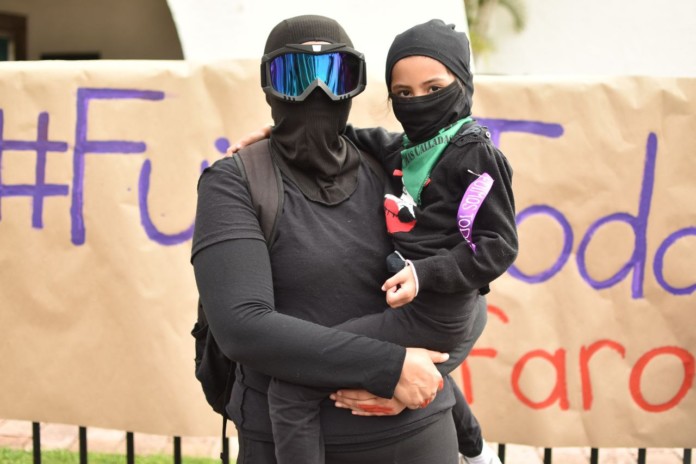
[193,238,405,398]
[413,230,517,293]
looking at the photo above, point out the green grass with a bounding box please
[0,448,224,463]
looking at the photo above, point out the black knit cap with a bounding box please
[264,15,353,54]
[385,19,472,95]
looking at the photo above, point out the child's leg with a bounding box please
[451,382,483,457]
[342,295,490,460]
[436,296,487,376]
[266,303,442,464]
[268,292,479,464]
[446,303,501,463]
[454,385,501,463]
[268,378,329,464]
[334,290,478,352]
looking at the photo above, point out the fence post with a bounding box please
[590,448,599,464]
[32,422,41,464]
[222,435,230,464]
[543,447,552,464]
[173,436,182,464]
[126,431,135,464]
[79,426,87,464]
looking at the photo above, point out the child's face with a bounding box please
[390,56,455,98]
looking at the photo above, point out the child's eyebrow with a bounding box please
[422,76,450,85]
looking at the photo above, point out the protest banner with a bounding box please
[0,60,693,446]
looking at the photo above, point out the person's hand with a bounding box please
[330,389,407,416]
[225,124,273,156]
[381,265,417,308]
[394,347,446,410]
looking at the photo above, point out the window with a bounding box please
[0,12,26,61]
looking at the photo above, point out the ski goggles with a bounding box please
[261,43,366,102]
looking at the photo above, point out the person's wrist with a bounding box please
[383,345,407,398]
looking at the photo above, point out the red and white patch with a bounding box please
[384,195,416,234]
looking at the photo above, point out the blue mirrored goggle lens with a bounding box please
[269,52,361,97]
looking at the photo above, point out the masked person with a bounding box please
[338,19,518,464]
[231,18,517,464]
[193,15,472,464]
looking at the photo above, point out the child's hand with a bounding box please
[381,265,417,308]
[225,124,273,156]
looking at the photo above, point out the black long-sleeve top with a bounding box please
[191,144,457,445]
[345,123,518,294]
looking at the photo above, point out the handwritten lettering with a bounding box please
[494,126,693,298]
[462,307,695,413]
[0,87,223,247]
[0,111,69,227]
[0,95,692,300]
[511,348,570,410]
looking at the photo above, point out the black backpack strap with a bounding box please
[233,140,284,247]
[219,366,235,464]
[452,121,493,148]
[216,140,282,463]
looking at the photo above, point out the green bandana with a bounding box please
[401,116,472,205]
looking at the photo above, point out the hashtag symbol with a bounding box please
[0,110,69,228]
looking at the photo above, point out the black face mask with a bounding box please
[390,81,471,144]
[270,88,359,205]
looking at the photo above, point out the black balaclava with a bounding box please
[385,19,474,144]
[264,15,360,205]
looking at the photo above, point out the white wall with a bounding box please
[0,0,182,60]
[478,0,696,76]
[5,0,693,76]
[166,0,468,81]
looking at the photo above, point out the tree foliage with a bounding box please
[464,0,527,56]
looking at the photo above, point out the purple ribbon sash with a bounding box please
[457,172,494,253]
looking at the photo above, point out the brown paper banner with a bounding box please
[0,61,694,446]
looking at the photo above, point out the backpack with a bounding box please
[191,140,282,463]
[191,139,384,463]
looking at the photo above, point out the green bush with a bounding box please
[0,447,223,463]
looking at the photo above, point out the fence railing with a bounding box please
[22,421,694,464]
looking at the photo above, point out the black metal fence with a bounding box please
[24,421,694,464]
[29,422,183,464]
